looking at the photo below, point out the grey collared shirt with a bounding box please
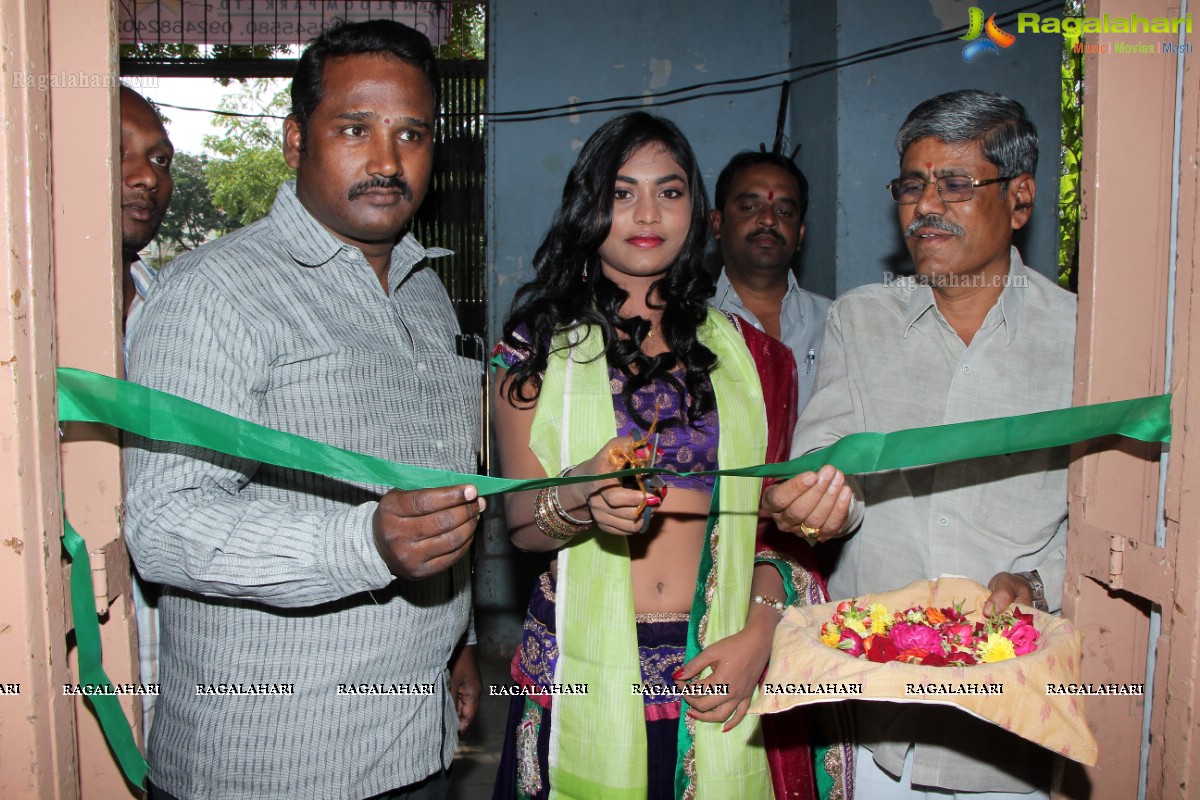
[124,181,479,799]
[794,248,1076,792]
[711,267,832,412]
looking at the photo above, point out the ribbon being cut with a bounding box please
[56,367,1169,781]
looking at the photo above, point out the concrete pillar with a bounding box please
[0,0,79,796]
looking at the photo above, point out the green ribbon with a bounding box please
[54,366,1171,788]
[57,367,1171,491]
[62,515,149,789]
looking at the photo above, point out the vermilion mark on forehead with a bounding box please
[384,118,391,124]
[768,190,774,200]
[925,162,932,170]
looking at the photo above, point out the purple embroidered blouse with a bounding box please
[492,327,718,494]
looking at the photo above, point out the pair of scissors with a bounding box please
[637,433,665,534]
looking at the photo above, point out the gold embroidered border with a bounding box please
[516,701,544,797]
[697,523,720,648]
[824,743,847,800]
[682,712,698,800]
[683,522,719,800]
[538,570,555,602]
[634,611,690,624]
[755,548,820,606]
[817,704,854,800]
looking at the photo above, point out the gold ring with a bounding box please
[799,523,821,543]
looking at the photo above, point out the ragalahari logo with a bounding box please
[961,8,1017,63]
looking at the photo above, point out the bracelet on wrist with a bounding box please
[753,594,786,615]
[533,484,590,541]
[1014,569,1049,612]
[550,466,593,527]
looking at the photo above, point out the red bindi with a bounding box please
[925,162,932,170]
[767,190,774,201]
[384,118,391,125]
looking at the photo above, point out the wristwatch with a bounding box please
[1014,569,1048,612]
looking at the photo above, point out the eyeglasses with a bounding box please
[886,175,1013,204]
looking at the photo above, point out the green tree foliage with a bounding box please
[436,2,486,60]
[120,43,289,66]
[1059,0,1084,290]
[157,151,229,255]
[203,79,293,227]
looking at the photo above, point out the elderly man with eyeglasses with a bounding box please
[765,90,1075,799]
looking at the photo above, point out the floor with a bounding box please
[446,654,511,800]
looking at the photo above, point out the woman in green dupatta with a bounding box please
[490,112,850,800]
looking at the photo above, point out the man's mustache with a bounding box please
[746,227,785,244]
[347,177,413,202]
[123,191,157,210]
[905,215,965,238]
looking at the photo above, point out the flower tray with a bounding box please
[749,576,1098,765]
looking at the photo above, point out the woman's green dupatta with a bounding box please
[529,309,772,799]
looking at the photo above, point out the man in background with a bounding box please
[118,83,174,736]
[120,84,173,331]
[709,151,831,412]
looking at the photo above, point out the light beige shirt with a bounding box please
[794,248,1076,792]
[712,267,832,413]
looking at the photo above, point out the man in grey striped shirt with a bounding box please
[125,20,483,800]
[767,91,1071,798]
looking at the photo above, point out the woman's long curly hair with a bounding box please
[500,112,717,430]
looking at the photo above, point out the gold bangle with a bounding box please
[534,486,589,540]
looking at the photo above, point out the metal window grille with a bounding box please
[411,59,487,338]
[119,1,488,338]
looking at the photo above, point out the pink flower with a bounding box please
[1004,621,1040,656]
[943,623,975,648]
[837,628,864,657]
[889,622,944,654]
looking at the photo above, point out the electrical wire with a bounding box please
[140,0,1059,124]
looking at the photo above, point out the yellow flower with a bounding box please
[820,623,841,648]
[868,603,892,635]
[844,617,869,636]
[979,633,1016,663]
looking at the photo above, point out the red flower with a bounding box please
[864,634,900,663]
[920,651,949,667]
[946,650,978,666]
[1012,610,1036,627]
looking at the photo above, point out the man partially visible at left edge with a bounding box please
[124,20,482,800]
[118,83,174,737]
[120,84,173,333]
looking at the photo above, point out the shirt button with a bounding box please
[939,516,949,526]
[435,441,445,450]
[962,364,971,373]
[417,362,428,372]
